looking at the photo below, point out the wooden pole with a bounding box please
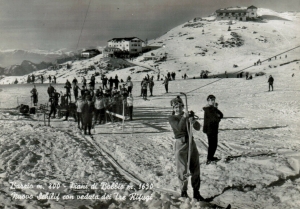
[122,99,125,132]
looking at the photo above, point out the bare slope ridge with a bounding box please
[143,8,300,78]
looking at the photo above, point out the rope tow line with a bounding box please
[75,0,92,50]
[183,45,300,94]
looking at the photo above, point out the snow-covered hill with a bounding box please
[142,8,300,78]
[1,8,299,85]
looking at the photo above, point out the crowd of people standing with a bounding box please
[43,74,135,135]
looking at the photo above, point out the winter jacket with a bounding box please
[102,77,108,84]
[76,100,85,113]
[72,78,78,87]
[31,88,38,96]
[47,86,55,95]
[141,80,148,89]
[268,77,274,84]
[127,81,133,87]
[203,105,223,135]
[65,81,71,92]
[168,113,189,139]
[81,101,94,123]
[94,98,106,110]
[163,78,169,85]
[149,80,154,88]
[127,97,133,106]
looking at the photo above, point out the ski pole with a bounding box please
[180,92,192,179]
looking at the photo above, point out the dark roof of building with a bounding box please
[216,5,257,13]
[108,37,144,42]
[216,9,247,13]
[104,47,121,50]
[81,49,100,53]
[247,5,257,9]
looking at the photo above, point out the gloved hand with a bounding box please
[182,109,189,118]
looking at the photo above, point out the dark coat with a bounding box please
[268,77,274,84]
[81,101,94,123]
[203,106,223,135]
[65,81,72,92]
[47,86,55,95]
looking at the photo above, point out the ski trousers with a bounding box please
[94,108,106,124]
[174,137,200,192]
[149,87,153,96]
[165,84,168,93]
[77,112,82,127]
[128,106,133,120]
[128,86,132,94]
[206,133,218,160]
[269,83,273,91]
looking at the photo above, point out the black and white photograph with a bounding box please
[0,0,300,208]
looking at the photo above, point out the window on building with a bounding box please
[251,13,254,15]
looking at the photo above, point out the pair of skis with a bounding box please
[180,92,193,180]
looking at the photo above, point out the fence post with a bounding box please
[122,99,125,132]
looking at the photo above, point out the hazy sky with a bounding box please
[0,0,299,51]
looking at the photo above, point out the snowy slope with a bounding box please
[0,60,299,208]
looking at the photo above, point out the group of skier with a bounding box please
[42,76,134,135]
[140,76,155,99]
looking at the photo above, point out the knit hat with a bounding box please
[171,97,184,107]
[207,94,216,101]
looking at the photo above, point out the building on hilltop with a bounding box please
[107,37,144,55]
[216,5,257,21]
[81,49,101,58]
[102,47,121,58]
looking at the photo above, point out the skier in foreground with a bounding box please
[168,97,204,201]
[203,95,223,165]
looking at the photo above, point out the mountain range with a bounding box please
[0,49,79,76]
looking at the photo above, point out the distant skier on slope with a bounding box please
[203,95,223,165]
[162,76,169,93]
[126,77,133,94]
[168,97,204,201]
[30,85,38,106]
[127,93,133,120]
[47,83,55,98]
[149,78,155,96]
[64,79,72,102]
[81,96,94,135]
[141,78,148,100]
[268,75,274,91]
[40,75,44,84]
